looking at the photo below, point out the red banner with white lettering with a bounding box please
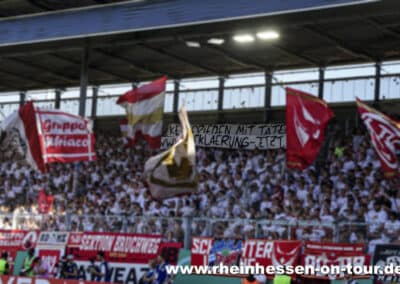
[0,230,39,259]
[301,241,370,280]
[36,108,96,164]
[241,239,302,278]
[67,232,170,263]
[286,88,334,170]
[190,238,301,279]
[191,237,214,267]
[356,98,400,177]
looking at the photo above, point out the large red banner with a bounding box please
[191,238,370,280]
[0,230,39,259]
[36,109,96,164]
[301,241,370,279]
[190,237,301,279]
[66,232,162,263]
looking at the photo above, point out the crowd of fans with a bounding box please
[0,128,399,253]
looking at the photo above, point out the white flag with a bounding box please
[144,106,198,199]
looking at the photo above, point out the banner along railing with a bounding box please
[6,213,378,249]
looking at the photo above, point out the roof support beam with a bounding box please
[26,0,51,11]
[96,49,176,78]
[50,53,136,82]
[5,57,77,83]
[0,68,50,86]
[302,26,377,61]
[364,18,400,39]
[139,43,222,76]
[271,44,320,66]
[205,44,269,70]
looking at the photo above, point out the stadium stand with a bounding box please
[1,124,397,255]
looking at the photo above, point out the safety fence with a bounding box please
[0,213,380,250]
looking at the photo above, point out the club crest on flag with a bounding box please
[356,98,400,177]
[144,105,198,200]
[285,88,334,170]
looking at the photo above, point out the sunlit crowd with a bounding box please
[0,127,398,254]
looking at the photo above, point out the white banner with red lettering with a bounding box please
[301,241,370,279]
[35,108,96,164]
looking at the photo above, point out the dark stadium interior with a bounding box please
[0,0,399,91]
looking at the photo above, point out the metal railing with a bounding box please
[0,213,383,251]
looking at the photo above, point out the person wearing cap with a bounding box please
[63,255,78,280]
[0,252,9,276]
[20,248,35,277]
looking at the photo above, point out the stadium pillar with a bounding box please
[79,41,90,117]
[91,86,98,131]
[374,61,381,104]
[173,79,180,122]
[318,67,325,99]
[264,72,272,122]
[54,89,62,109]
[217,77,225,122]
[19,91,26,106]
[91,86,98,118]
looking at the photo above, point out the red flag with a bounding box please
[286,88,334,169]
[356,98,400,177]
[38,189,54,214]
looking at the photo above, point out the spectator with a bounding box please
[62,255,78,280]
[86,258,100,281]
[155,255,170,284]
[0,252,9,276]
[140,260,157,284]
[20,248,35,277]
[95,251,111,282]
[33,257,50,278]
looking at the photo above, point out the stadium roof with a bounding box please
[0,0,399,92]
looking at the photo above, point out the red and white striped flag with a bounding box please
[356,98,400,177]
[117,76,167,149]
